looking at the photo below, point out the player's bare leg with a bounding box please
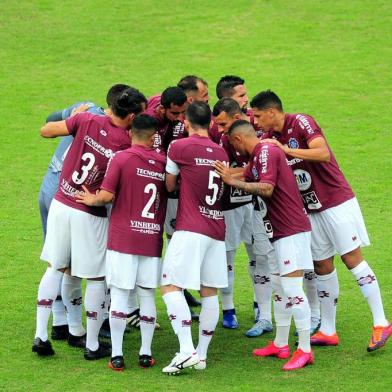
[194,286,220,370]
[342,247,391,351]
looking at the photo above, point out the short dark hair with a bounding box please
[250,90,283,112]
[212,98,242,117]
[106,84,131,107]
[228,119,255,136]
[112,87,147,119]
[186,102,211,130]
[177,75,208,94]
[161,87,187,109]
[216,75,245,99]
[131,114,158,140]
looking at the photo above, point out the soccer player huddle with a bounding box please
[33,75,391,374]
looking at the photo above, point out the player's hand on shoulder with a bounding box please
[70,103,91,117]
[214,160,233,185]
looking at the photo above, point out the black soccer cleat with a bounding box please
[68,333,86,348]
[84,341,111,360]
[32,337,55,356]
[109,355,125,371]
[51,324,69,341]
[139,354,155,368]
[184,290,201,307]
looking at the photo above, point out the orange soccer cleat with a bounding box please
[310,331,339,346]
[367,323,392,352]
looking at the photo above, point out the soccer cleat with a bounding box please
[310,331,339,346]
[367,323,392,352]
[32,337,55,356]
[162,352,199,375]
[99,318,111,339]
[190,308,200,322]
[194,359,207,370]
[253,341,290,359]
[139,354,156,368]
[282,349,314,371]
[84,341,111,360]
[184,290,201,307]
[109,356,125,371]
[222,309,239,329]
[126,309,140,329]
[246,319,273,338]
[68,333,86,348]
[51,324,69,340]
[295,317,321,336]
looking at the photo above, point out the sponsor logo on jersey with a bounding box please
[357,274,376,286]
[296,115,315,135]
[194,158,215,167]
[294,169,312,191]
[288,138,299,149]
[206,147,213,152]
[136,168,165,181]
[287,157,303,166]
[199,206,224,220]
[287,128,293,134]
[301,191,322,210]
[148,160,156,164]
[130,220,161,234]
[259,146,269,174]
[84,135,113,158]
[100,129,107,136]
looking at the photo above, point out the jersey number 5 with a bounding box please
[206,170,220,206]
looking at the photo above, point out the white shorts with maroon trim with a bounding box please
[223,203,253,251]
[41,199,108,278]
[161,230,227,290]
[270,231,313,276]
[310,197,370,261]
[164,198,178,237]
[106,250,161,290]
[252,209,275,256]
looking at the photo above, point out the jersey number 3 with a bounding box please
[72,152,95,185]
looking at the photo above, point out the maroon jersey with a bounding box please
[55,113,132,217]
[244,142,311,241]
[262,113,354,212]
[166,134,228,241]
[208,121,223,145]
[101,145,167,257]
[219,134,252,211]
[144,95,186,154]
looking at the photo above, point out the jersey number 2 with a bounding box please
[141,183,157,219]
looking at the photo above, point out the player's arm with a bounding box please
[262,137,330,162]
[215,161,274,198]
[165,155,180,192]
[40,121,70,138]
[75,185,114,206]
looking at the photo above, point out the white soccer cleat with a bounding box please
[162,352,199,375]
[194,359,206,370]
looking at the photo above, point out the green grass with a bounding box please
[0,1,391,391]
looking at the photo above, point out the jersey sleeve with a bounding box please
[257,145,277,187]
[100,154,121,194]
[295,114,324,145]
[65,113,83,136]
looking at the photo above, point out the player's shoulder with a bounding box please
[290,113,320,133]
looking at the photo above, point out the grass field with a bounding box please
[1,1,391,391]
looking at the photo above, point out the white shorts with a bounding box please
[161,231,228,290]
[106,250,161,290]
[252,209,275,256]
[310,197,370,261]
[223,203,253,251]
[41,199,108,278]
[164,198,178,236]
[270,231,313,276]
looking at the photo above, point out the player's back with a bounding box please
[167,134,228,241]
[55,112,132,217]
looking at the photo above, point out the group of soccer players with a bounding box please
[33,75,391,374]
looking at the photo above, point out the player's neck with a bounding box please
[110,115,129,130]
[132,140,150,148]
[247,137,261,155]
[188,127,208,137]
[274,112,286,133]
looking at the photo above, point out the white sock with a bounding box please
[52,283,67,327]
[253,254,272,323]
[271,275,292,348]
[350,261,388,326]
[221,249,236,310]
[317,269,339,335]
[163,291,195,356]
[281,276,311,353]
[138,287,156,356]
[103,285,110,321]
[304,270,320,320]
[127,288,139,314]
[61,274,85,336]
[109,286,129,357]
[85,280,106,351]
[196,295,219,361]
[35,268,63,341]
